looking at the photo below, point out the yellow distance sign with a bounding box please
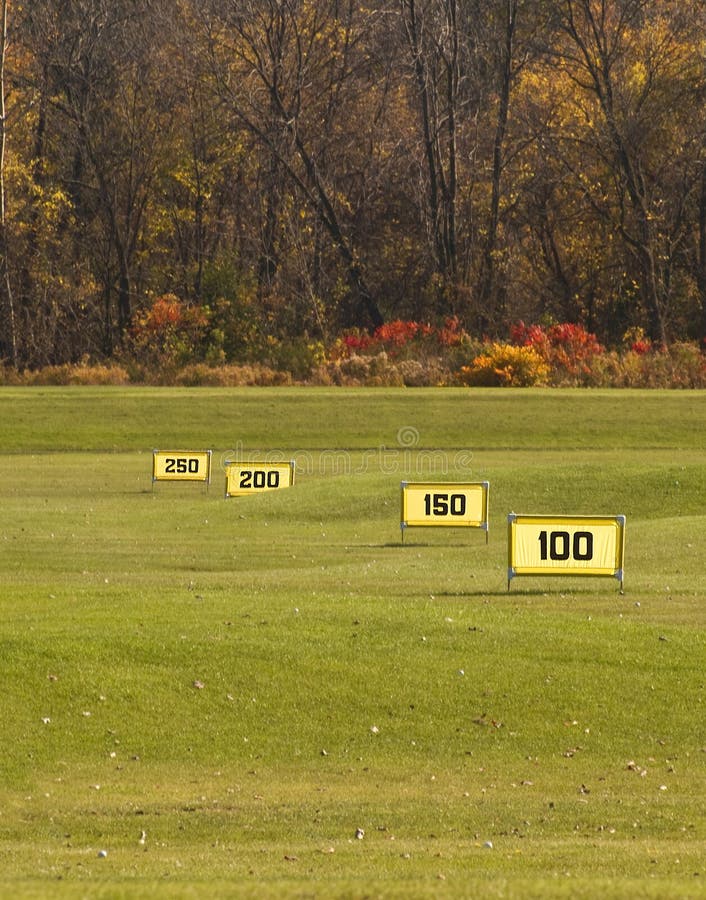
[401,481,489,542]
[225,460,295,497]
[507,514,626,590]
[152,450,212,484]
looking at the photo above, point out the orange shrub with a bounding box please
[126,294,209,369]
[458,343,550,386]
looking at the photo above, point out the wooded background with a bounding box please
[1,0,705,368]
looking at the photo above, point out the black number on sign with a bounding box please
[423,492,466,516]
[424,493,445,515]
[449,493,466,516]
[164,456,199,475]
[550,530,570,560]
[539,530,594,561]
[239,469,280,489]
[165,457,199,474]
[573,531,593,560]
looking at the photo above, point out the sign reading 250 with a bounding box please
[152,450,212,484]
[225,460,295,497]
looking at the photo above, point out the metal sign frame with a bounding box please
[507,513,626,590]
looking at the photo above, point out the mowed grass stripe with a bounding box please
[0,386,704,451]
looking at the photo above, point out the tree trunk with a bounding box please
[479,0,515,327]
[698,163,706,343]
[0,0,16,367]
[402,0,460,313]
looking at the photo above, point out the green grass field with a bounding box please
[0,387,704,898]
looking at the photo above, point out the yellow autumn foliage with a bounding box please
[458,343,550,387]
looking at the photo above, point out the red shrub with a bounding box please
[631,339,652,355]
[510,321,603,382]
[437,316,467,347]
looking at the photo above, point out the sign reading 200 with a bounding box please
[225,461,295,497]
[238,468,281,489]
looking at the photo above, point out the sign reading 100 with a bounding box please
[507,514,626,589]
[538,528,593,561]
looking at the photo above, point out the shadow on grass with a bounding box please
[355,541,485,549]
[431,586,624,598]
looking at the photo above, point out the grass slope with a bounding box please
[0,388,704,898]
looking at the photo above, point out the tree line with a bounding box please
[1,0,705,369]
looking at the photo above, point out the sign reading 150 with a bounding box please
[400,482,489,542]
[424,492,467,516]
